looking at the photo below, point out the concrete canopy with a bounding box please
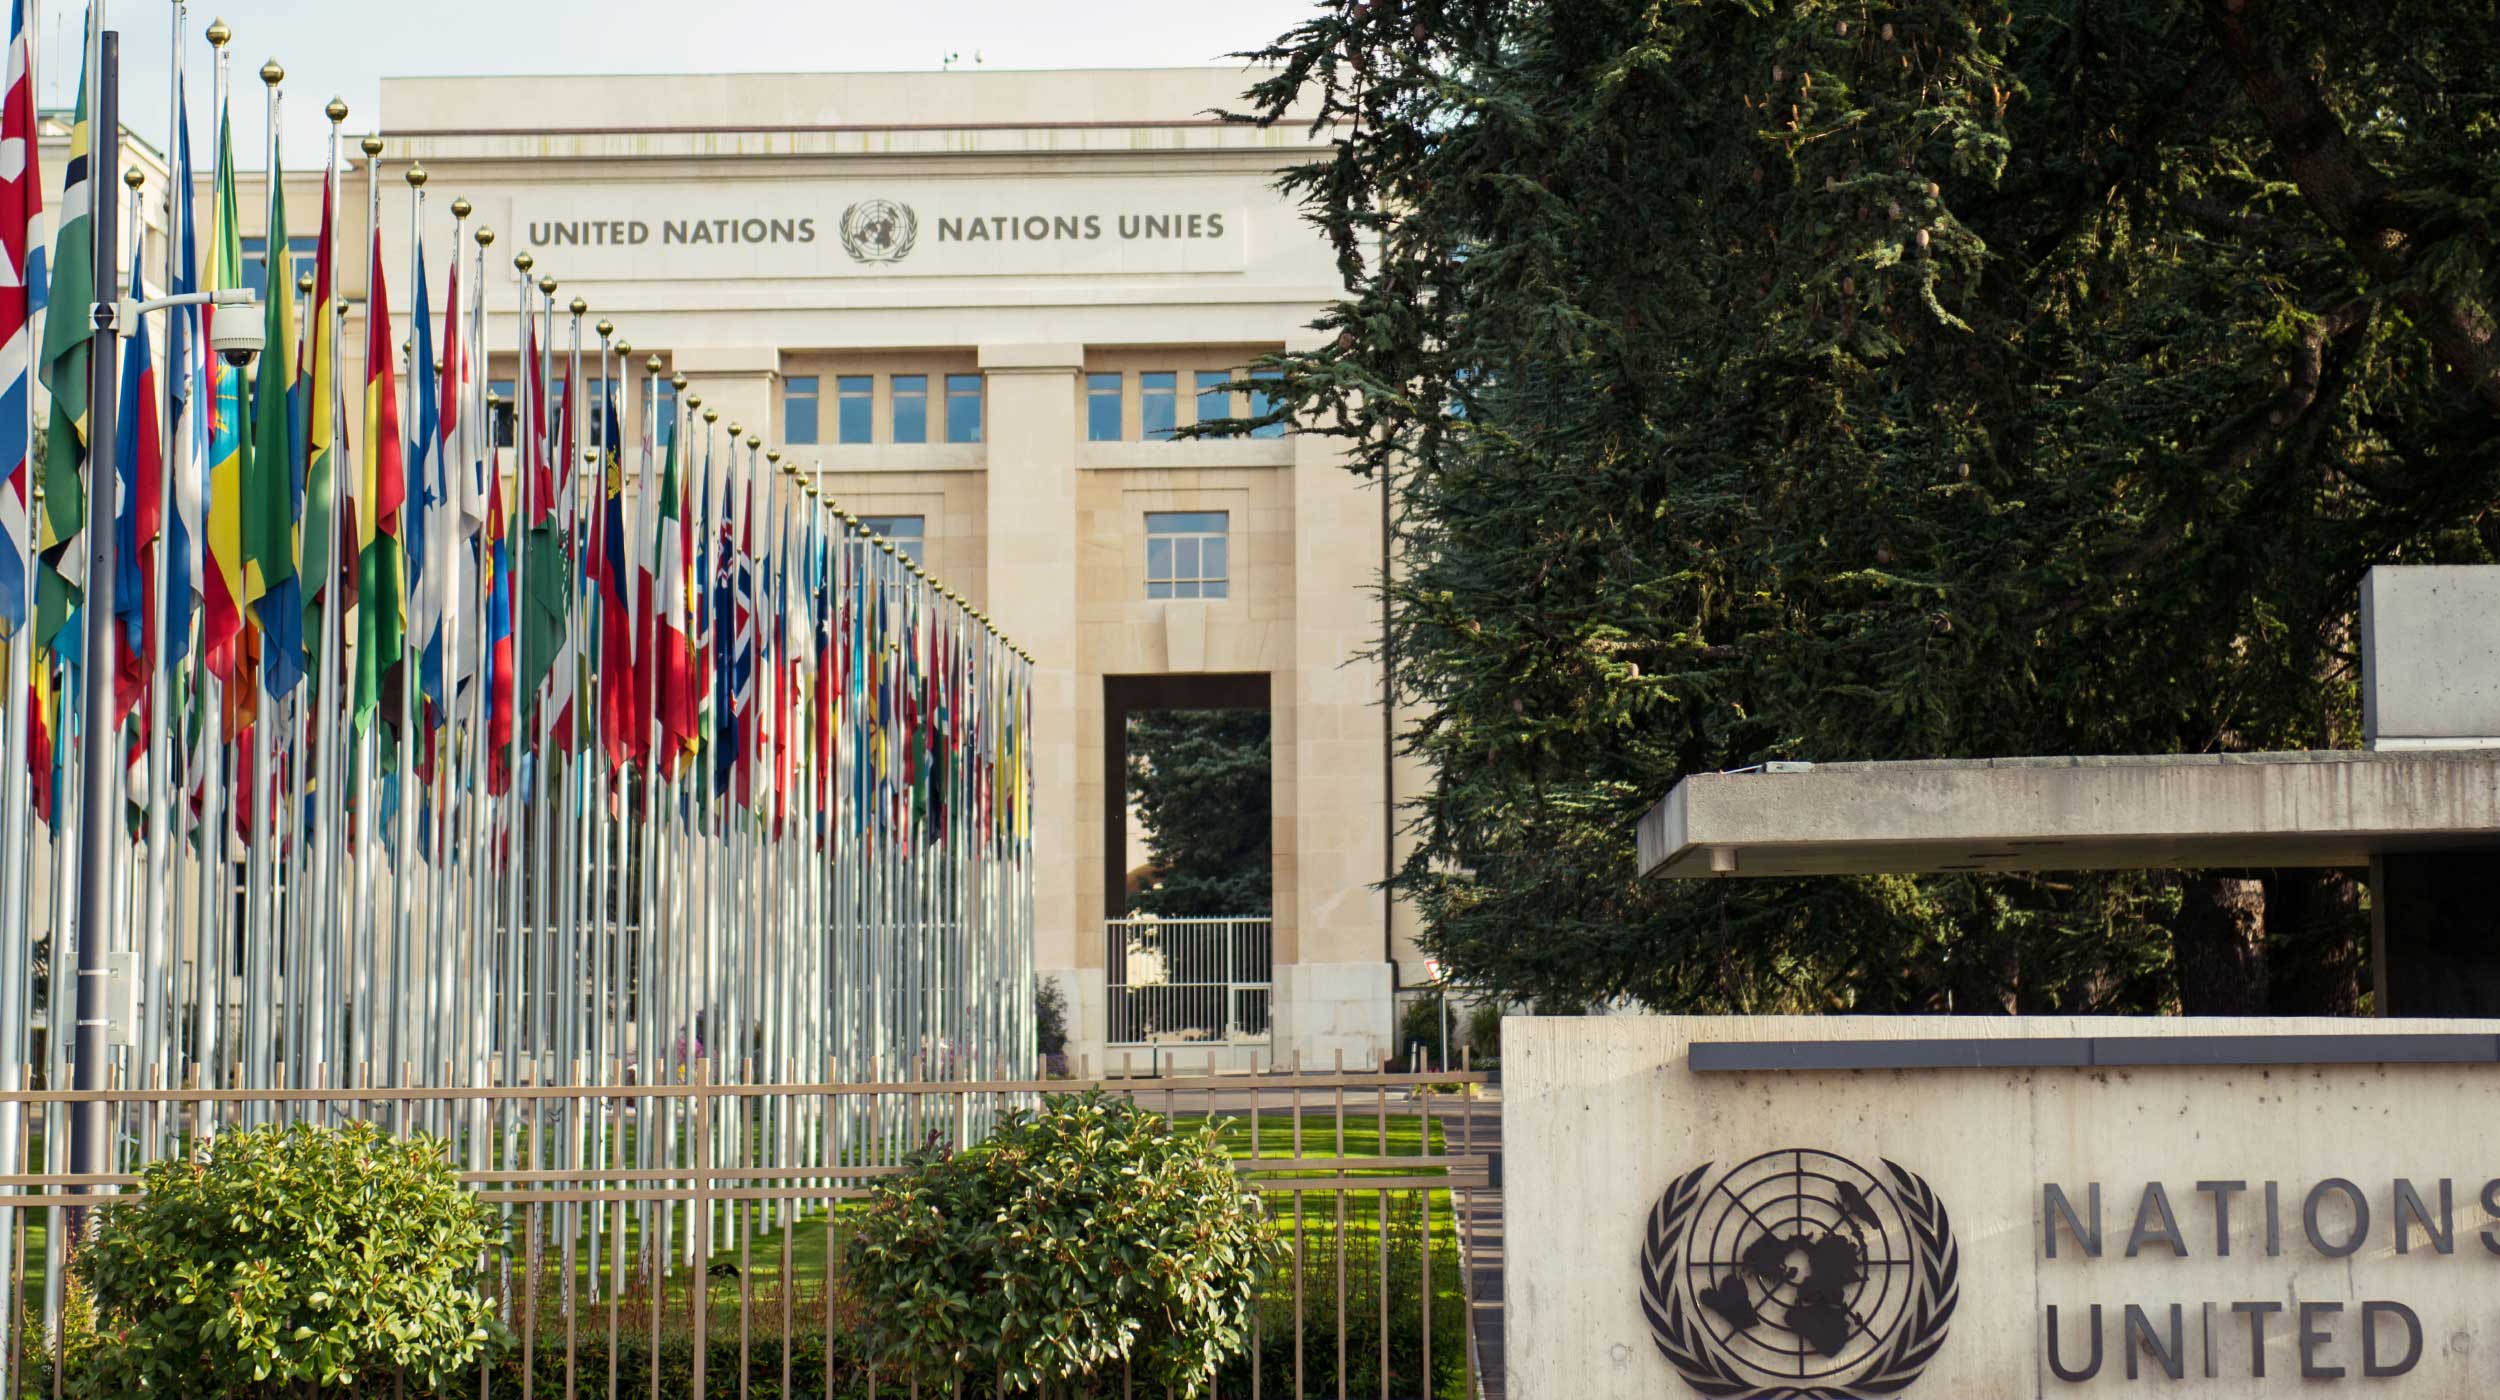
[1637,749,2500,879]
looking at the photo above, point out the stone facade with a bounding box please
[190,67,1421,1067]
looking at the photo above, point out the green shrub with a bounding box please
[846,1092,1282,1397]
[1465,1001,1503,1069]
[68,1119,508,1395]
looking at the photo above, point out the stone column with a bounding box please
[978,344,1092,1063]
[1279,341,1394,1068]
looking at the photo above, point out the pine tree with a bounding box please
[1239,0,2499,1013]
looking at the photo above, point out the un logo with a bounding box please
[1640,1148,1959,1398]
[839,199,918,264]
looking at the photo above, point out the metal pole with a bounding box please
[68,21,122,1191]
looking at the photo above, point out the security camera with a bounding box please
[207,287,263,366]
[211,310,263,366]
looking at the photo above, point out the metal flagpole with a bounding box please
[300,98,343,1090]
[498,250,530,1173]
[392,162,423,1089]
[344,129,378,1083]
[238,51,279,1117]
[68,10,122,1191]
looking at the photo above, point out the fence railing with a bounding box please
[1105,916,1276,1046]
[0,1059,1489,1400]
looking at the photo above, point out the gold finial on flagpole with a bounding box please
[406,164,427,189]
[570,297,586,317]
[325,97,347,123]
[596,319,613,339]
[514,251,533,273]
[259,58,283,86]
[726,421,741,438]
[671,373,687,391]
[123,167,143,190]
[538,276,557,296]
[685,393,701,411]
[648,356,664,375]
[451,197,473,220]
[766,449,781,466]
[703,409,718,425]
[476,226,495,248]
[614,339,629,357]
[206,18,231,47]
[745,434,760,450]
[360,133,382,158]
[296,270,313,295]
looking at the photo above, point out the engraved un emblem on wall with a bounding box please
[838,199,918,264]
[1640,1148,1959,1398]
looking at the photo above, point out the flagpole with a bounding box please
[66,12,122,1191]
[393,162,422,1092]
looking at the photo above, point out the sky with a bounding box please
[35,0,1320,168]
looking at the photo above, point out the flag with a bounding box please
[0,0,45,634]
[299,166,338,648]
[200,88,245,686]
[111,247,160,727]
[245,133,303,698]
[165,68,201,665]
[484,466,513,794]
[33,7,93,653]
[352,219,404,732]
[410,235,448,715]
[651,423,695,771]
[596,378,638,767]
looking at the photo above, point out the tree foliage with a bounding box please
[1239,0,2500,1013]
[1126,710,1274,917]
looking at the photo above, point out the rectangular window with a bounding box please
[1250,369,1285,439]
[1144,510,1229,600]
[239,235,321,300]
[1087,372,1123,442]
[1195,370,1233,434]
[836,375,873,444]
[580,379,609,448]
[488,378,515,448]
[1141,371,1178,441]
[857,514,926,569]
[945,373,983,443]
[655,378,676,448]
[785,375,820,445]
[891,374,929,444]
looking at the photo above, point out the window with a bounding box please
[836,375,873,444]
[1141,371,1177,441]
[1086,373,1123,442]
[655,377,676,448]
[892,374,928,444]
[1195,370,1233,434]
[488,378,515,447]
[945,373,983,443]
[858,514,926,568]
[1145,511,1229,600]
[1250,369,1285,439]
[785,375,820,445]
[239,235,320,300]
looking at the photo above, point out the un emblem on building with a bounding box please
[839,199,918,264]
[1639,1148,1958,1398]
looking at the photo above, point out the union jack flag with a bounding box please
[0,0,44,632]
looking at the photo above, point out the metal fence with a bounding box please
[1105,917,1276,1046]
[0,1059,1488,1399]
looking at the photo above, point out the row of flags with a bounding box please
[0,5,1035,856]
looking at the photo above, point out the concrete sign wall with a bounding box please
[1507,1015,2500,1398]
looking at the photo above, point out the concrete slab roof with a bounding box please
[1637,749,2500,879]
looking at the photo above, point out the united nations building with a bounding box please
[200,66,1420,1072]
